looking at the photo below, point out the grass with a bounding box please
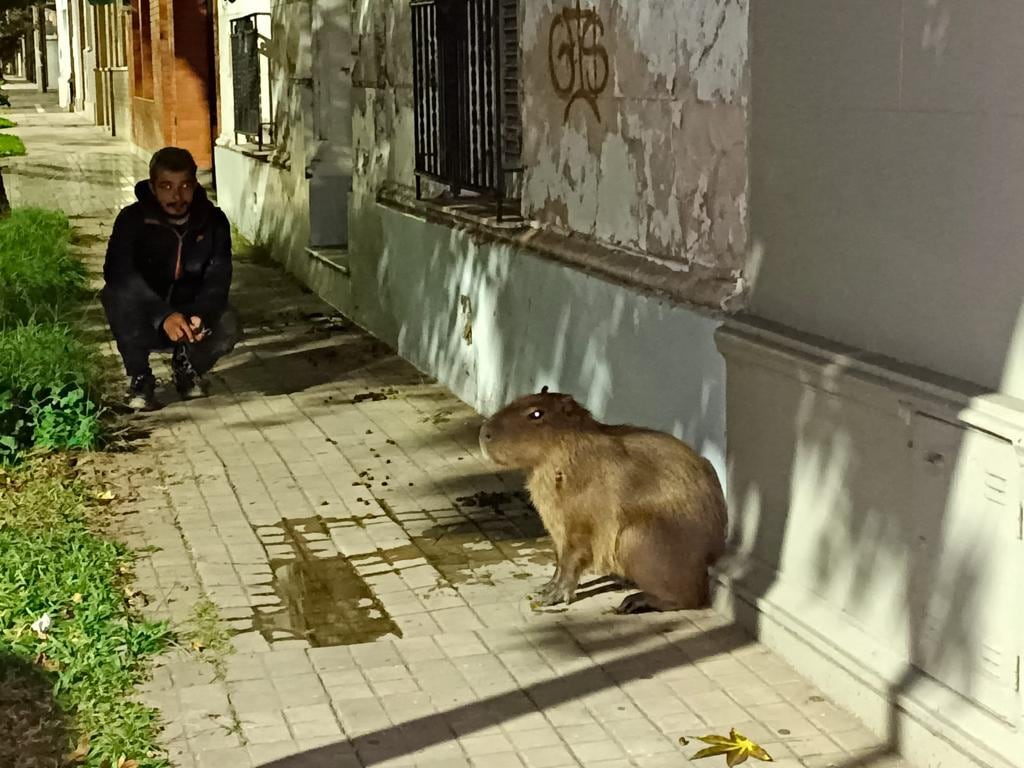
[0,208,81,325]
[0,116,17,129]
[0,321,103,460]
[0,208,101,460]
[181,596,233,680]
[0,457,173,767]
[0,132,25,156]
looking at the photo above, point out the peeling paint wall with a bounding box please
[351,0,750,308]
[521,0,749,289]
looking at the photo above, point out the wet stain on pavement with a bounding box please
[252,517,401,646]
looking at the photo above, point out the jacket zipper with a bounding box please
[146,217,188,301]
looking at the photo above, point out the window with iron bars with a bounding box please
[230,13,275,150]
[411,0,523,221]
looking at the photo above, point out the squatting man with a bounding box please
[102,147,240,410]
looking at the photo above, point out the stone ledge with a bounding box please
[377,183,743,315]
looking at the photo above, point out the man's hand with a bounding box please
[189,315,208,341]
[163,312,197,343]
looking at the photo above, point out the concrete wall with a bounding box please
[716,320,1024,768]
[747,0,1024,398]
[521,1,748,301]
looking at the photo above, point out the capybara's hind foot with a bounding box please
[615,591,689,614]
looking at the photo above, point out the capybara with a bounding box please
[479,388,727,613]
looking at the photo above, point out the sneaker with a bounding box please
[127,373,158,411]
[171,343,208,399]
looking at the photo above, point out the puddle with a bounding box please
[252,518,401,647]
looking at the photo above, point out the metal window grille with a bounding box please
[231,13,273,148]
[411,0,522,221]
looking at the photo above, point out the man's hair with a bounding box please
[149,147,197,181]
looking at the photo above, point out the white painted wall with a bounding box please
[54,1,72,108]
[747,0,1024,399]
[716,319,1024,768]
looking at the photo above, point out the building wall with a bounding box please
[128,0,213,168]
[715,4,1024,768]
[215,0,351,254]
[747,0,1024,399]
[521,1,749,303]
[56,0,73,108]
[351,0,752,312]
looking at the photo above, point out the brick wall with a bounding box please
[129,0,213,170]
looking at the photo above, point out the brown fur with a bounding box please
[479,390,727,613]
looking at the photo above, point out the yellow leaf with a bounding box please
[191,640,206,652]
[688,729,773,766]
[692,745,734,761]
[71,593,83,604]
[95,490,116,502]
[697,735,738,746]
[727,749,750,767]
[63,733,91,764]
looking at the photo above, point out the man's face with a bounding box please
[151,169,196,217]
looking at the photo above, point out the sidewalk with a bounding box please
[4,101,907,768]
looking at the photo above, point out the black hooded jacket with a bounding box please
[103,180,233,329]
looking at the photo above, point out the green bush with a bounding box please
[0,116,17,128]
[0,322,102,461]
[0,459,172,767]
[0,208,81,325]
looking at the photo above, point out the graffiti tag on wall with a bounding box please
[548,1,609,123]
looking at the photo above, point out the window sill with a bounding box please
[217,141,289,171]
[376,183,743,314]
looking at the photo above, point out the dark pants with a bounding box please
[101,287,241,378]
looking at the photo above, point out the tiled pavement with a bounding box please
[5,86,907,768]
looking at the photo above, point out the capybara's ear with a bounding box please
[540,385,549,394]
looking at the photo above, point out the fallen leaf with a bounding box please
[688,729,773,766]
[115,755,139,768]
[679,736,690,746]
[71,593,83,604]
[191,640,206,652]
[95,489,116,502]
[64,734,91,764]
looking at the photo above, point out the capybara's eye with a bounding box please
[529,409,544,420]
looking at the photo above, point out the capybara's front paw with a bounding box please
[532,580,572,607]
